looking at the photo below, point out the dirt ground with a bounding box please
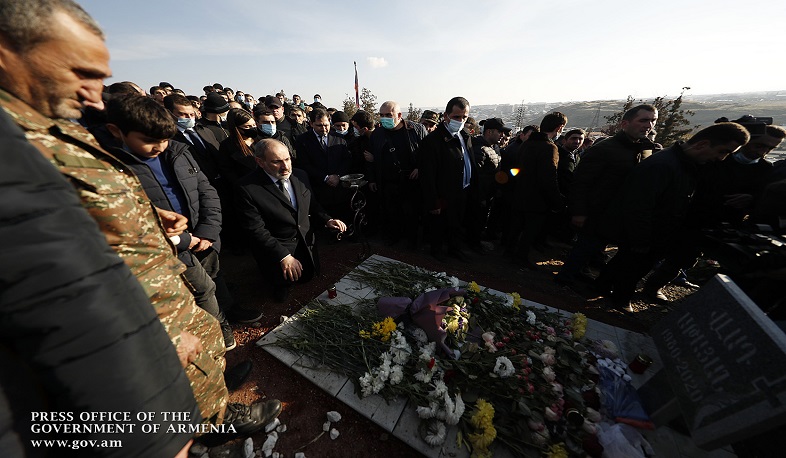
[209,234,705,457]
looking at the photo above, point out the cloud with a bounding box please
[366,57,389,68]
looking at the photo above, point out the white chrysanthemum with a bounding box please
[359,373,374,397]
[526,310,537,325]
[416,401,440,419]
[430,380,448,398]
[424,286,436,292]
[371,375,385,394]
[414,368,433,383]
[447,276,459,287]
[445,392,465,425]
[504,294,514,307]
[493,356,516,378]
[391,348,410,365]
[389,365,404,385]
[411,328,428,345]
[422,420,446,446]
[419,342,436,360]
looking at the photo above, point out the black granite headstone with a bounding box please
[651,274,786,449]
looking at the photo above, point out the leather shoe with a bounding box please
[224,360,253,392]
[224,399,282,436]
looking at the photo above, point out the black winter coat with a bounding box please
[111,140,223,254]
[511,132,565,214]
[569,130,656,222]
[597,143,699,251]
[0,109,198,457]
[419,122,479,212]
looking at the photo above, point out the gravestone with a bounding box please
[650,274,786,450]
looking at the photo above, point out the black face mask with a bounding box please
[238,127,258,139]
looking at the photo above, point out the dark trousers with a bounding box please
[252,241,316,298]
[596,247,662,303]
[557,231,608,282]
[380,180,419,243]
[194,248,236,314]
[506,211,548,260]
[427,189,468,254]
[181,251,224,322]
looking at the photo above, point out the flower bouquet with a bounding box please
[269,259,603,457]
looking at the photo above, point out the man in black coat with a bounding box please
[507,112,568,268]
[0,103,197,458]
[556,105,658,286]
[419,96,479,260]
[236,139,347,301]
[594,123,750,310]
[294,108,353,222]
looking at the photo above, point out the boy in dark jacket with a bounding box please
[103,95,239,350]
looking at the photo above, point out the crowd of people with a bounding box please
[3,1,786,457]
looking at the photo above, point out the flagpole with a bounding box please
[354,61,359,109]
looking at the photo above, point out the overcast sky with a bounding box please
[81,0,786,108]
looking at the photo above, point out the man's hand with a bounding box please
[156,207,188,236]
[723,193,753,209]
[176,331,203,368]
[570,215,587,228]
[409,168,419,180]
[326,175,340,187]
[188,235,200,250]
[281,254,303,281]
[192,238,213,252]
[326,218,347,232]
[363,151,374,162]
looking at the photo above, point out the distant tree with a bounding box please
[602,91,697,145]
[601,96,634,135]
[342,95,358,118]
[360,87,378,122]
[654,89,697,147]
[405,103,422,122]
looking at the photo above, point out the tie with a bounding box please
[321,136,328,151]
[185,129,207,156]
[277,179,292,205]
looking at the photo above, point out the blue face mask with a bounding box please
[353,127,362,137]
[380,117,396,130]
[177,117,196,129]
[258,124,276,136]
[335,128,349,136]
[445,118,465,135]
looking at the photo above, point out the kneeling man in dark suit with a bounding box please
[236,138,347,301]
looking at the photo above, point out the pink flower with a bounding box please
[540,353,556,366]
[482,332,497,353]
[527,420,545,432]
[542,367,556,382]
[551,382,564,396]
[546,326,555,335]
[544,406,560,422]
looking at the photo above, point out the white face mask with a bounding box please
[219,113,228,122]
[445,118,465,135]
[353,127,362,137]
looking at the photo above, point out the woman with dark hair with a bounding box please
[218,107,259,187]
